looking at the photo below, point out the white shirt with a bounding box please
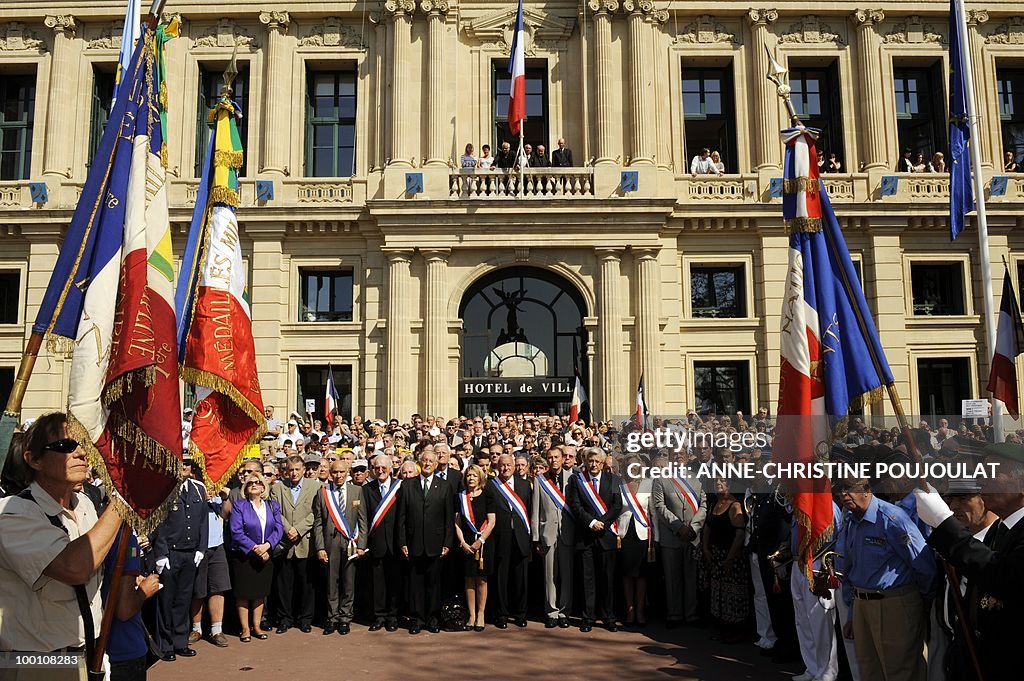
[690,155,713,174]
[1002,505,1024,530]
[478,155,494,169]
[420,475,434,492]
[253,500,267,542]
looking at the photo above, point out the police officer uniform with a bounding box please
[151,474,209,660]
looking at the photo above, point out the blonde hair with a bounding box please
[464,464,486,491]
[244,472,270,500]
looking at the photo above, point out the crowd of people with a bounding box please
[458,138,575,171]
[2,406,1023,681]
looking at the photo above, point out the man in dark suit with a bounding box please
[915,443,1024,681]
[151,458,209,661]
[312,460,368,635]
[551,138,573,167]
[434,444,462,492]
[567,447,622,632]
[531,446,575,628]
[364,453,403,632]
[490,453,533,628]
[398,449,454,634]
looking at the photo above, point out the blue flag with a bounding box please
[949,0,974,241]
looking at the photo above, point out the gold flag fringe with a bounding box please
[785,217,822,235]
[159,81,168,111]
[66,412,183,538]
[102,366,156,407]
[793,504,835,585]
[179,366,267,428]
[214,150,243,171]
[187,420,266,496]
[208,185,239,208]
[831,385,888,442]
[160,144,168,170]
[784,177,820,194]
[44,333,76,358]
[208,101,237,123]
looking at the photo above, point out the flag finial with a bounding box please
[764,46,801,127]
[221,44,239,99]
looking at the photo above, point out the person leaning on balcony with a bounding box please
[690,147,713,175]
[552,138,573,167]
[1005,151,1019,173]
[896,147,914,173]
[709,150,725,175]
[531,145,551,168]
[460,143,479,169]
[494,142,515,170]
[927,152,946,173]
[911,152,927,173]
[478,145,494,169]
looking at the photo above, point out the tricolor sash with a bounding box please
[669,477,701,515]
[323,485,358,546]
[370,478,401,534]
[576,473,619,535]
[492,478,530,530]
[460,491,489,537]
[536,473,572,517]
[621,482,649,530]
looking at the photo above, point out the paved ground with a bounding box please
[149,621,804,681]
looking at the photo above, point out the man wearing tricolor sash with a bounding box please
[363,454,402,632]
[652,463,707,627]
[488,454,533,628]
[530,446,576,628]
[312,460,367,635]
[567,448,623,632]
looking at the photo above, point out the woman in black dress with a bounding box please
[455,464,496,631]
[618,455,655,626]
[701,477,749,643]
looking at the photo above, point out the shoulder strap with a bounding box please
[19,488,97,664]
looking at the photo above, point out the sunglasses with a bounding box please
[44,438,80,454]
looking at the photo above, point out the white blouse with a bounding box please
[253,500,267,543]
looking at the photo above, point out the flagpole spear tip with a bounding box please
[764,46,802,128]
[221,44,239,100]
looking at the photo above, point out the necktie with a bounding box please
[555,474,562,493]
[423,478,429,497]
[337,486,345,510]
[439,471,446,481]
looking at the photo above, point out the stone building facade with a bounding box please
[0,1,1022,423]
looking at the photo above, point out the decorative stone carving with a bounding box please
[385,0,416,16]
[677,16,738,44]
[966,10,988,27]
[883,16,944,44]
[622,0,668,23]
[987,17,1024,44]
[779,16,845,45]
[44,15,77,35]
[192,19,258,48]
[299,17,365,48]
[852,9,884,27]
[419,0,450,14]
[587,0,619,12]
[0,22,46,52]
[464,6,575,54]
[85,21,125,50]
[258,11,290,31]
[746,8,779,26]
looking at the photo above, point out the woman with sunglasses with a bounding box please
[228,472,284,642]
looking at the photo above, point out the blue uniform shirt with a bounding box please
[101,533,147,663]
[838,496,936,613]
[897,491,931,539]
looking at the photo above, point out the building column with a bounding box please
[966,10,994,170]
[852,10,888,172]
[596,249,625,420]
[625,1,656,165]
[248,227,287,410]
[386,0,416,167]
[422,1,450,166]
[42,15,77,182]
[259,11,291,177]
[747,9,781,173]
[589,0,618,165]
[633,247,662,411]
[385,250,414,416]
[422,248,450,415]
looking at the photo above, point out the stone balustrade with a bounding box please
[449,168,594,199]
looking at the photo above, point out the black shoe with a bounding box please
[514,618,527,628]
[369,620,384,632]
[299,624,312,634]
[558,618,570,629]
[473,625,485,632]
[159,652,176,662]
[338,623,350,635]
[174,647,197,657]
[495,617,508,629]
[323,623,336,635]
[545,618,558,629]
[427,623,440,634]
[385,620,399,632]
[276,625,290,634]
[604,621,618,632]
[580,621,593,633]
[409,625,421,635]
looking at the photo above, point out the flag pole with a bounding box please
[767,46,987,681]
[956,0,1002,441]
[518,127,525,199]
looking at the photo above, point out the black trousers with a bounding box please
[371,554,401,621]
[110,655,147,681]
[407,554,443,626]
[756,551,798,654]
[156,549,198,652]
[579,543,616,622]
[494,542,528,620]
[275,554,315,627]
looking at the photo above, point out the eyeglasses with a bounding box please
[43,438,80,454]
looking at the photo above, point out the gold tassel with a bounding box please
[44,334,76,359]
[785,217,823,234]
[207,185,239,207]
[214,150,244,170]
[783,177,820,194]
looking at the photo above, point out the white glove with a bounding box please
[155,557,170,575]
[194,551,204,567]
[913,483,954,528]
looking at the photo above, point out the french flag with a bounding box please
[987,270,1024,417]
[325,364,341,428]
[569,375,587,424]
[507,0,526,135]
[635,374,650,431]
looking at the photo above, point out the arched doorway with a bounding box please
[459,266,588,417]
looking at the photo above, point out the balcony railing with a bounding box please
[449,168,594,199]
